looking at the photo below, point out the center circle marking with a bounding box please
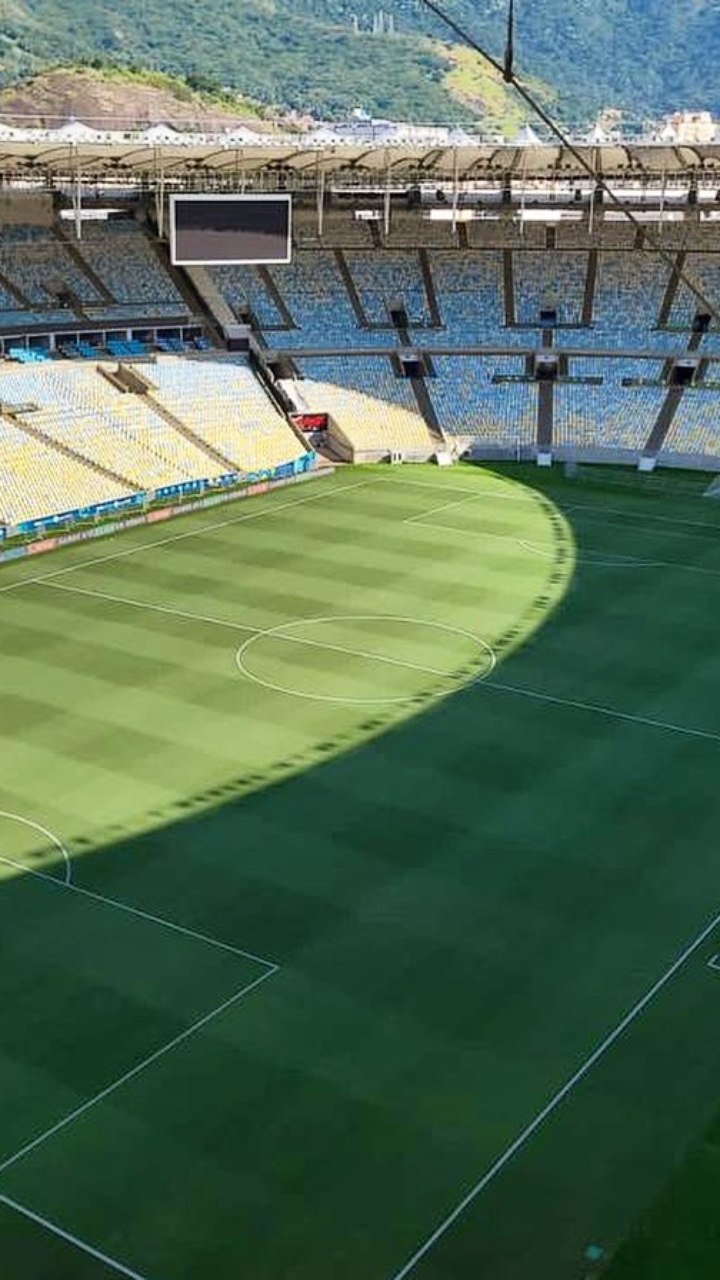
[235,614,496,705]
[0,810,72,884]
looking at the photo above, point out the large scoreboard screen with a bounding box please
[169,194,292,266]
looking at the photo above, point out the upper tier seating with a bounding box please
[209,265,283,327]
[425,252,508,346]
[668,255,720,331]
[209,253,388,348]
[558,252,675,351]
[0,222,189,331]
[75,222,187,314]
[272,251,378,346]
[343,251,429,325]
[0,228,103,310]
[201,248,720,361]
[513,251,587,326]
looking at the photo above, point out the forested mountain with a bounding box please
[1,0,719,126]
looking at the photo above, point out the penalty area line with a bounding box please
[0,1192,150,1280]
[0,853,278,969]
[0,966,277,1178]
[389,902,720,1279]
[383,474,720,537]
[405,505,720,578]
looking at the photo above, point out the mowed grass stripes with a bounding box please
[0,464,719,1278]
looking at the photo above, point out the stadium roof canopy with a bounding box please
[2,131,720,185]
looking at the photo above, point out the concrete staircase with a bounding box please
[143,390,237,475]
[53,225,116,303]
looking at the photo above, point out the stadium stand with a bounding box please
[0,219,193,340]
[554,382,667,453]
[430,356,537,449]
[272,252,370,346]
[513,251,587,326]
[0,363,218,488]
[425,251,508,345]
[208,265,284,327]
[296,355,436,460]
[660,390,720,461]
[0,229,101,307]
[0,415,128,525]
[560,251,674,349]
[73,222,188,314]
[668,255,720,330]
[145,357,306,472]
[342,251,429,325]
[209,252,404,347]
[0,356,309,527]
[4,193,720,535]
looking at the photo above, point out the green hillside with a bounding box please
[1,0,719,124]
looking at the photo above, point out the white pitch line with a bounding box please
[406,505,720,578]
[245,627,459,681]
[42,579,258,633]
[36,581,475,683]
[483,680,720,745]
[380,476,536,503]
[415,522,720,577]
[389,902,720,1279]
[0,1192,150,1280]
[562,497,720,533]
[383,474,720,536]
[0,853,277,969]
[409,519,538,552]
[0,966,277,1178]
[402,496,480,525]
[0,810,72,886]
[0,475,376,599]
[235,614,496,705]
[518,541,720,576]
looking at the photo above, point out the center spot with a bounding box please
[235,614,495,705]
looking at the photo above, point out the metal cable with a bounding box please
[416,0,720,326]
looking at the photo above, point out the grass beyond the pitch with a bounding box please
[1,463,720,1279]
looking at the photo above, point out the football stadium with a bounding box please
[3,125,720,1280]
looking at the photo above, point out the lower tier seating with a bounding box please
[297,355,434,456]
[661,391,720,458]
[0,357,308,526]
[0,418,127,526]
[144,358,305,472]
[554,384,667,450]
[429,357,537,447]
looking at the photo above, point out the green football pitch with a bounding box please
[2,461,720,1280]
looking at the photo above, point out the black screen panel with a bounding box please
[170,195,292,265]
